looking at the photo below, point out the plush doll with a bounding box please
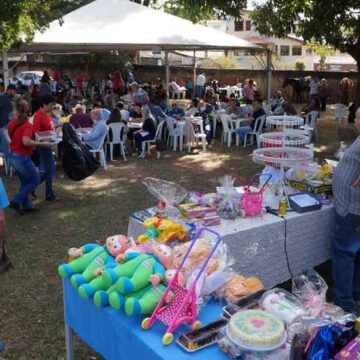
[100,243,174,298]
[57,235,131,288]
[137,217,188,243]
[79,245,147,301]
[109,269,187,316]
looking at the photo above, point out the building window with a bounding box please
[305,48,312,55]
[280,45,290,56]
[292,45,302,56]
[234,18,244,31]
[245,20,251,31]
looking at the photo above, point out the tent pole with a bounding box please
[2,51,9,88]
[266,48,272,102]
[193,50,196,98]
[165,51,170,99]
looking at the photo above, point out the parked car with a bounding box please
[16,71,44,87]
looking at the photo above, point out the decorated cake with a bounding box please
[227,310,285,349]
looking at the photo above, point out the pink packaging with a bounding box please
[334,335,360,360]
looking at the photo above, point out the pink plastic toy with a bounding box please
[240,173,272,217]
[141,227,222,345]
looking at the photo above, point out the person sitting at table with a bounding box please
[270,91,284,112]
[82,109,108,150]
[129,104,143,120]
[134,107,157,158]
[301,96,320,115]
[187,98,200,116]
[117,102,129,122]
[93,101,111,122]
[148,101,166,124]
[227,99,243,117]
[107,108,128,143]
[69,104,92,129]
[167,102,185,120]
[236,101,265,143]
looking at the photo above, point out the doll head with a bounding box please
[151,244,174,269]
[164,268,186,286]
[105,235,131,257]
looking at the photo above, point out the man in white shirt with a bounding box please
[196,73,206,98]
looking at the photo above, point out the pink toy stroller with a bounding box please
[141,227,222,345]
[240,173,272,217]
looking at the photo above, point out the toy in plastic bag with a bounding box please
[218,176,239,220]
[142,177,188,218]
[292,269,344,320]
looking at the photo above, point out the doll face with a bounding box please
[151,244,174,269]
[106,235,131,257]
[165,269,186,286]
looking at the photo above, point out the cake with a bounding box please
[227,310,285,348]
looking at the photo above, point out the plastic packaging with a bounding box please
[218,175,239,220]
[260,288,306,325]
[142,177,188,218]
[292,270,344,320]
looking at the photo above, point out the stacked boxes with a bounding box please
[178,203,221,226]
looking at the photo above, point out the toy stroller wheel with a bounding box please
[141,317,151,330]
[162,332,174,345]
[191,320,202,330]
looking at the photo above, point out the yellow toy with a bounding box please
[137,217,188,244]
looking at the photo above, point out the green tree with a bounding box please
[305,45,335,71]
[252,0,360,102]
[294,59,306,71]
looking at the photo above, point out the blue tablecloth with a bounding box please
[63,279,228,360]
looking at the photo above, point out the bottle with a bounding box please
[278,198,287,216]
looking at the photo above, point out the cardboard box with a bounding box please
[285,179,332,194]
[334,335,360,360]
[179,203,218,219]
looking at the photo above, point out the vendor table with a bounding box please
[63,279,228,360]
[128,205,334,288]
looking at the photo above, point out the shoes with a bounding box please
[46,193,62,201]
[9,201,24,215]
[138,151,145,159]
[22,207,40,213]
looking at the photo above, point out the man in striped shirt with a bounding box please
[332,106,360,313]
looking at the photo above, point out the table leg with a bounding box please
[65,323,74,360]
[180,135,183,151]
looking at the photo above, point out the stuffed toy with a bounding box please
[78,245,147,301]
[57,235,131,288]
[100,244,174,298]
[137,217,188,243]
[109,269,187,316]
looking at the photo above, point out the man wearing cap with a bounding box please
[69,104,92,129]
[131,82,149,106]
[33,94,60,201]
[0,84,17,157]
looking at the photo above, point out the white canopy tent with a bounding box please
[7,0,272,98]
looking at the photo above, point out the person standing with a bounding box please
[196,73,206,98]
[33,94,60,201]
[0,177,10,271]
[8,100,53,214]
[318,79,327,112]
[309,76,320,99]
[332,106,360,313]
[242,79,255,104]
[0,84,17,157]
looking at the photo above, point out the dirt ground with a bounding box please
[0,106,357,359]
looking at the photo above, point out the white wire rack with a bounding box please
[258,132,310,148]
[266,115,304,129]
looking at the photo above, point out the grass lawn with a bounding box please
[0,106,357,359]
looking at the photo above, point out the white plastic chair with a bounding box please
[220,114,236,147]
[1,129,13,176]
[141,120,166,159]
[187,123,207,153]
[165,116,182,151]
[334,103,346,130]
[243,115,266,148]
[107,123,127,161]
[304,111,319,140]
[89,128,109,169]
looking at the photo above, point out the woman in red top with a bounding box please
[7,100,53,214]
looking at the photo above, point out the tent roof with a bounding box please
[20,0,263,53]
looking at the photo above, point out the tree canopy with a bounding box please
[252,0,360,100]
